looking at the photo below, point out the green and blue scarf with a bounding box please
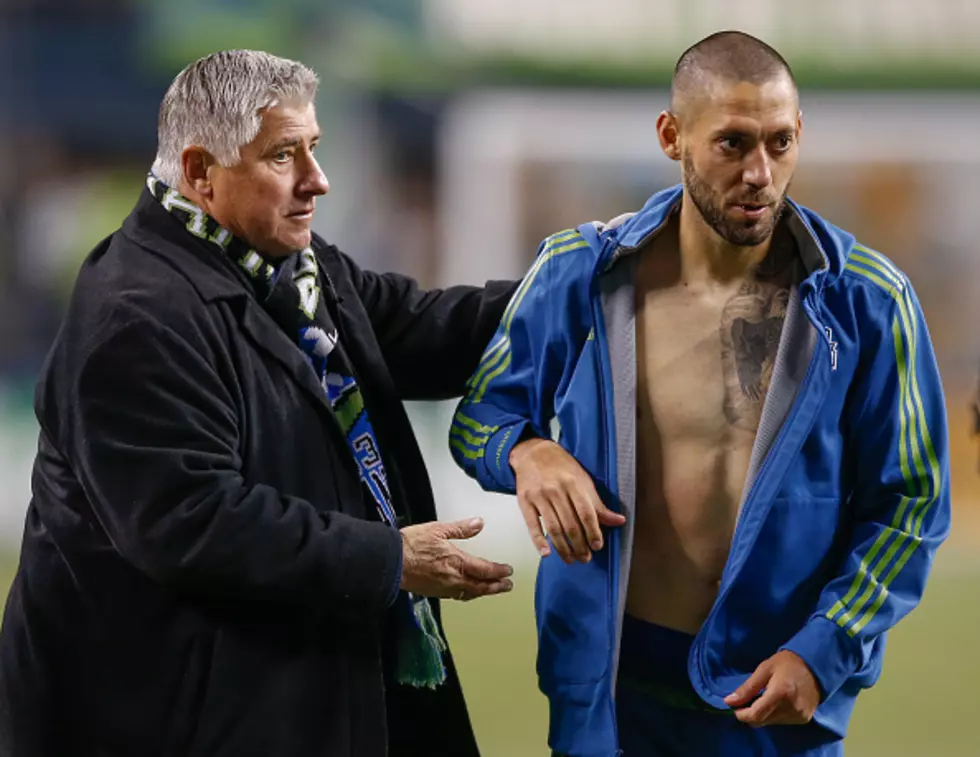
[147,174,447,688]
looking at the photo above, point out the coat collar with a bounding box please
[121,187,254,303]
[120,187,351,429]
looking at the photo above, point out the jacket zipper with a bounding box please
[589,283,619,697]
[689,292,829,701]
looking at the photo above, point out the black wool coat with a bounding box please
[0,189,516,757]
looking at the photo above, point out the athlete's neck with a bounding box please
[677,195,776,287]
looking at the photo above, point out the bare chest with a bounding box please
[636,281,789,438]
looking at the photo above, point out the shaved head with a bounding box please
[670,31,797,123]
[656,32,802,249]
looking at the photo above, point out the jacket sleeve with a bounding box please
[448,229,593,493]
[781,279,951,702]
[334,248,518,401]
[61,305,402,617]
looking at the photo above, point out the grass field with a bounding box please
[441,555,980,757]
[0,554,976,756]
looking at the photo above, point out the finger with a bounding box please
[441,517,485,541]
[549,488,592,562]
[537,501,575,564]
[733,686,781,727]
[568,485,604,551]
[724,663,772,708]
[461,578,514,600]
[595,501,627,528]
[752,703,798,727]
[457,551,514,581]
[517,497,551,557]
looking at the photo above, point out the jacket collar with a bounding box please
[594,183,851,292]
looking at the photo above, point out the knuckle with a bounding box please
[448,554,465,574]
[556,472,577,487]
[518,490,541,508]
[524,514,544,533]
[541,482,563,498]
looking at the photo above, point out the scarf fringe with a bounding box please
[395,594,447,689]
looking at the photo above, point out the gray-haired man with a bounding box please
[0,50,515,757]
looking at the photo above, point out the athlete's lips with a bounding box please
[731,203,772,219]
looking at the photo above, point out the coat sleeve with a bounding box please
[333,248,518,401]
[60,303,403,616]
[780,276,951,702]
[448,229,594,493]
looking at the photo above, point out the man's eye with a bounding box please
[273,151,291,163]
[721,136,741,151]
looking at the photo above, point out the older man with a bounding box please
[0,50,516,757]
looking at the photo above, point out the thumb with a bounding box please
[596,502,627,527]
[724,662,772,708]
[442,517,485,540]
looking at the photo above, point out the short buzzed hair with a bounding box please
[670,31,797,119]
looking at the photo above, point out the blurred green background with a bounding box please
[2,1,980,754]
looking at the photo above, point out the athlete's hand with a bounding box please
[509,437,626,564]
[724,650,822,727]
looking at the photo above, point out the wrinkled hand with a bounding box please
[724,650,822,727]
[509,438,626,564]
[400,517,513,601]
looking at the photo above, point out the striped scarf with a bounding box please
[147,174,447,688]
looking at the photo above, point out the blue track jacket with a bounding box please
[449,186,950,756]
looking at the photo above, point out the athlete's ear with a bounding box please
[658,111,681,162]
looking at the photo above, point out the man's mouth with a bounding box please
[732,203,770,219]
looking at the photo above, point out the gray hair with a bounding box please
[151,49,319,187]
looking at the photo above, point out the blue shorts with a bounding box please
[612,615,844,757]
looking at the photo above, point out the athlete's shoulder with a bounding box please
[841,242,912,304]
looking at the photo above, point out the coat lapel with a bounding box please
[122,189,343,428]
[238,300,339,419]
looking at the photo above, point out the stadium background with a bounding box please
[0,1,978,754]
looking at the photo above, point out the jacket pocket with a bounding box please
[751,496,843,599]
[718,496,845,671]
[535,548,613,686]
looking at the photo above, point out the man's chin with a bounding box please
[276,231,313,254]
[716,224,774,248]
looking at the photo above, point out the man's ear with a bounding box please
[181,146,217,198]
[658,111,682,162]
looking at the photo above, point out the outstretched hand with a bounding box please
[399,517,513,601]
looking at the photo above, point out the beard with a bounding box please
[682,151,788,247]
